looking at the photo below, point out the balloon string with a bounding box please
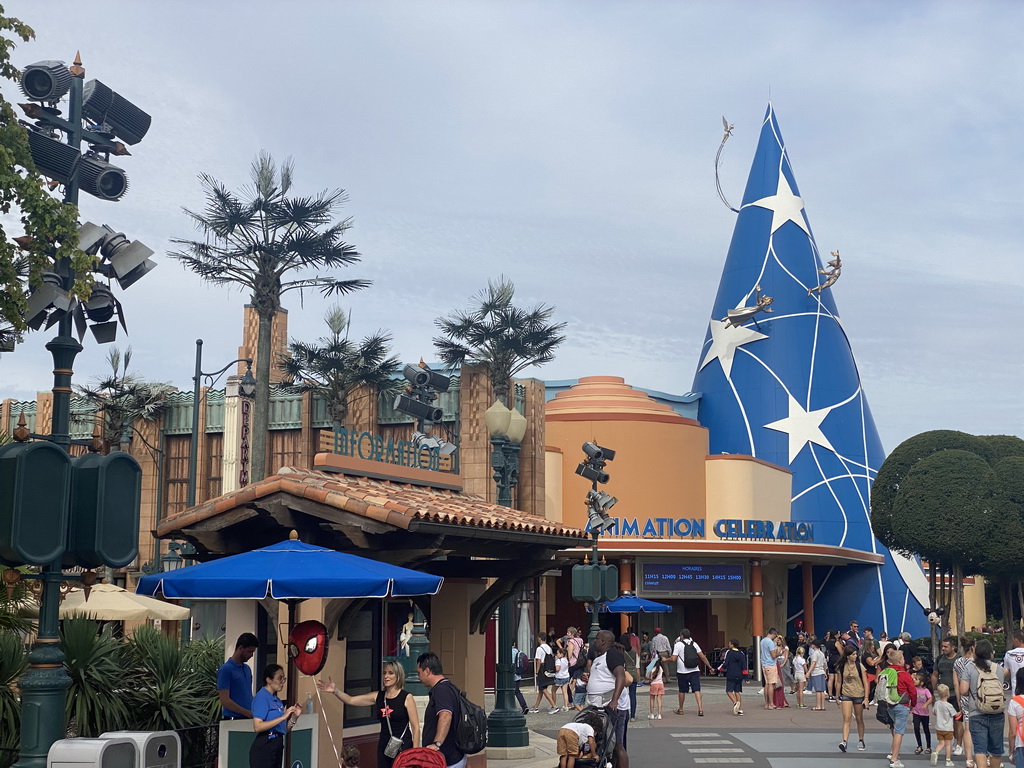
[311,682,343,766]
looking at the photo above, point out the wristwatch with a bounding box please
[433,741,442,748]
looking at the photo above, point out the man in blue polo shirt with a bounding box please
[217,633,259,719]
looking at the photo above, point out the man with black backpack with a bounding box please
[530,634,560,714]
[668,628,713,717]
[416,653,467,768]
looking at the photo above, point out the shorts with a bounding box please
[968,712,1005,757]
[678,671,701,693]
[573,690,587,707]
[809,675,826,693]
[556,729,581,757]
[726,678,743,693]
[762,664,780,685]
[794,672,806,683]
[891,703,910,735]
[538,681,551,690]
[839,696,865,705]
[937,731,954,742]
[554,676,570,687]
[649,682,665,696]
[612,707,628,748]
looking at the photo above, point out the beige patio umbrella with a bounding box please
[59,582,190,621]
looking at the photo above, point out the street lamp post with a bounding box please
[484,400,529,749]
[186,338,256,508]
[11,56,153,768]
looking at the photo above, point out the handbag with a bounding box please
[384,707,410,759]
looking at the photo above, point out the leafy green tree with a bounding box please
[872,431,1024,641]
[74,346,173,453]
[976,455,1024,648]
[279,305,401,432]
[171,153,369,481]
[433,276,566,406]
[0,7,87,347]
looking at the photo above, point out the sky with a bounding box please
[0,0,1020,453]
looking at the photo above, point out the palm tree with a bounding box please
[433,276,566,406]
[279,306,401,432]
[171,153,369,481]
[74,347,173,453]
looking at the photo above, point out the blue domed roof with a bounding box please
[692,104,929,636]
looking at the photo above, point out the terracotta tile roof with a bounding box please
[157,466,588,541]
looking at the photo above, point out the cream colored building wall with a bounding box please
[544,448,563,524]
[705,457,793,538]
[945,578,988,632]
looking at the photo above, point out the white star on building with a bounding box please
[699,319,767,378]
[744,170,811,236]
[764,395,836,464]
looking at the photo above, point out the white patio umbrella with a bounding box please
[60,582,190,621]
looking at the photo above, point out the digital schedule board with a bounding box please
[637,561,747,598]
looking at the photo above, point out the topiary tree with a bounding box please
[872,431,1024,644]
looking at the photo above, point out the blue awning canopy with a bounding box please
[591,595,673,613]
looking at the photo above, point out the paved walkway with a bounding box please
[487,677,949,768]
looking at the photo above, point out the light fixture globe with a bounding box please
[20,60,71,101]
[484,400,512,438]
[506,408,527,443]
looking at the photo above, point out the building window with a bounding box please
[205,433,224,500]
[269,429,302,473]
[342,601,381,728]
[164,435,191,519]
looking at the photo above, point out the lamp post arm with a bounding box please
[187,338,254,509]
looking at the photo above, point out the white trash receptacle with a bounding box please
[99,732,181,768]
[48,738,138,768]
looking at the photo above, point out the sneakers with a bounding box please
[562,707,572,711]
[547,707,560,715]
[890,761,905,768]
[648,713,656,719]
[930,752,939,766]
[953,746,964,756]
[528,708,539,713]
[839,741,847,753]
[945,762,954,768]
[521,707,529,715]
[655,713,662,719]
[736,710,743,715]
[732,701,740,715]
[858,740,866,751]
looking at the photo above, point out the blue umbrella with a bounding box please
[137,539,443,600]
[599,595,673,613]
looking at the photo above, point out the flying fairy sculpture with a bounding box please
[724,285,774,328]
[808,250,842,296]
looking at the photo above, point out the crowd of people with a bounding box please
[215,624,1024,768]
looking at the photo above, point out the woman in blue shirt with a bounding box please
[250,664,303,768]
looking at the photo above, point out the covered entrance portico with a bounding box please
[155,460,586,767]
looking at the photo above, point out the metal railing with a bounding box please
[176,724,218,768]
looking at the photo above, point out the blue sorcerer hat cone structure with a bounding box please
[692,104,930,636]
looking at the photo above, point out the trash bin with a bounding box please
[48,738,138,768]
[99,732,181,768]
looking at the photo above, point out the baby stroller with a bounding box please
[572,705,620,768]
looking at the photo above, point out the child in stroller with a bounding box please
[562,706,623,768]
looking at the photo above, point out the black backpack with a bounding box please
[516,650,530,676]
[542,647,557,678]
[454,685,488,755]
[683,641,699,668]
